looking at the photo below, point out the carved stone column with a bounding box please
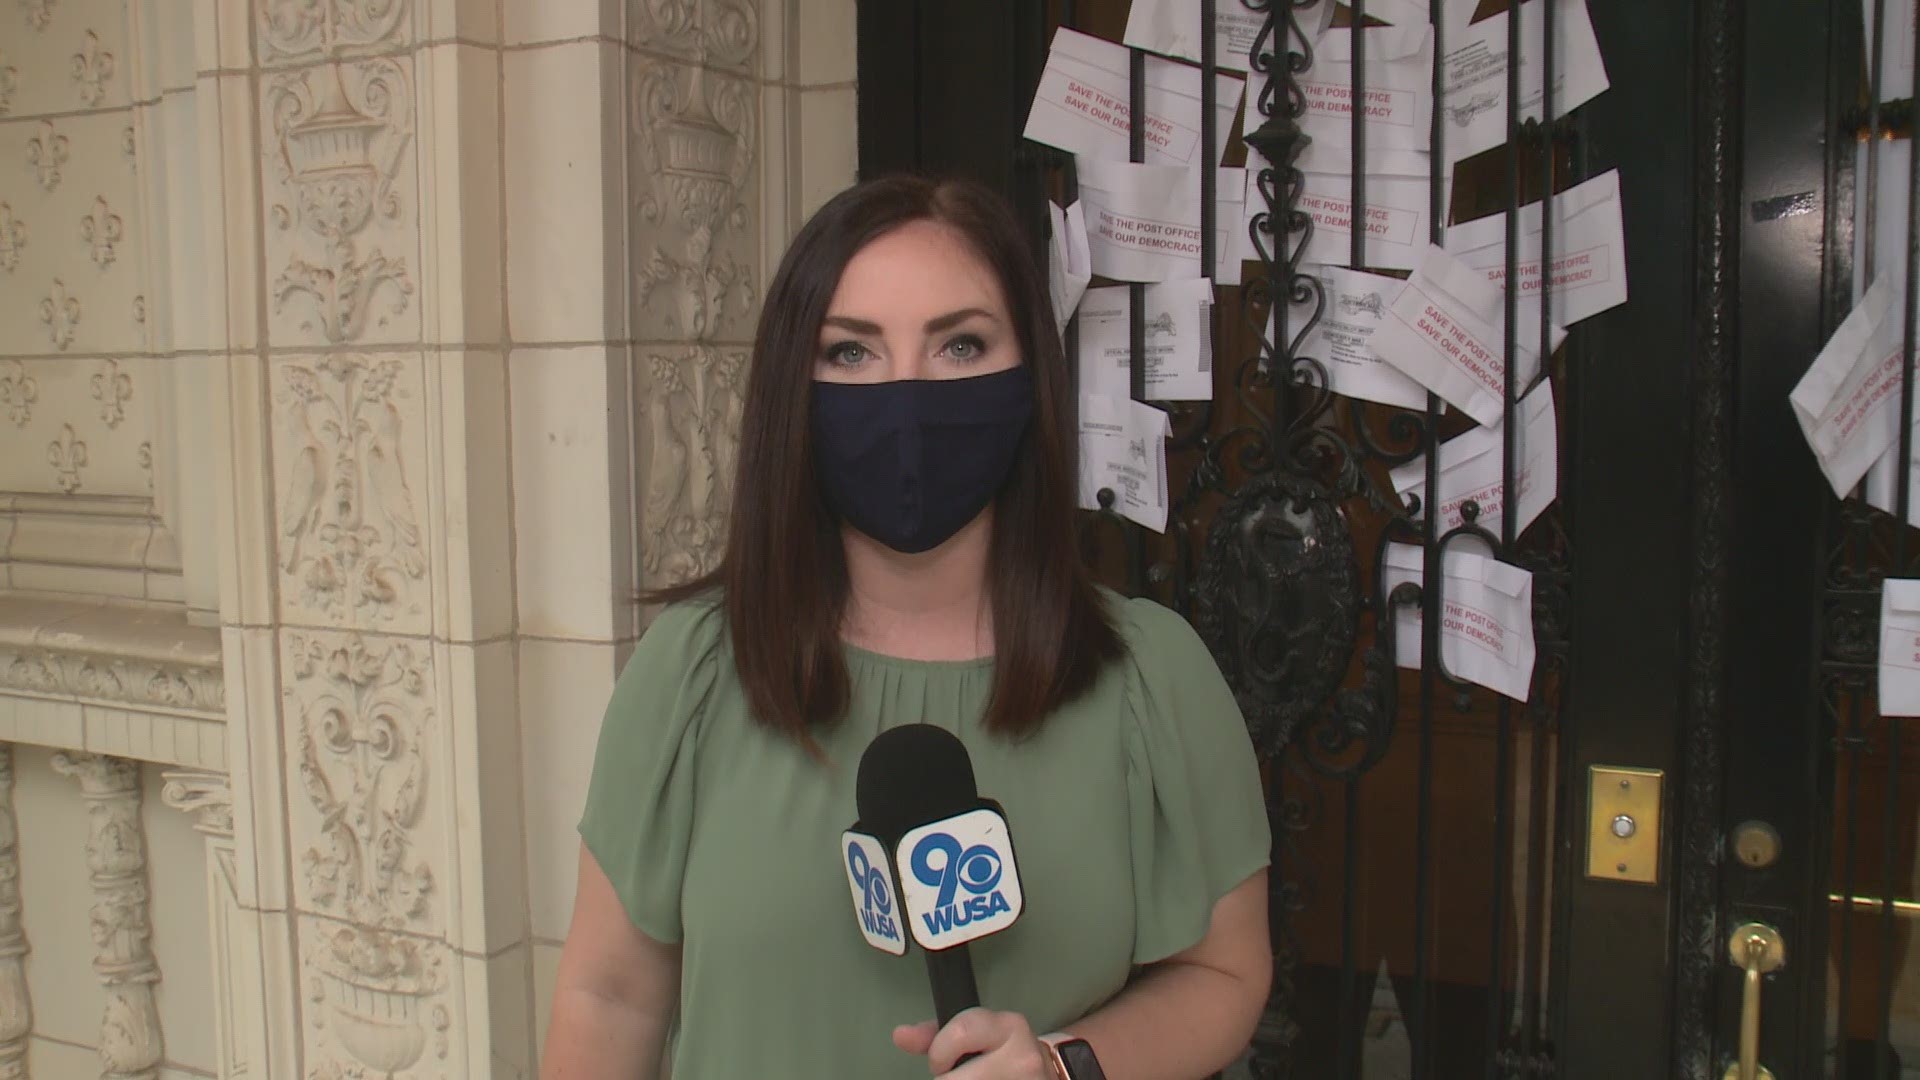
[51,752,162,1080]
[0,746,27,1080]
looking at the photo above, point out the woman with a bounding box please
[541,176,1271,1080]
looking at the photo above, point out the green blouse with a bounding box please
[576,592,1270,1078]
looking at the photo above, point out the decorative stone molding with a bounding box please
[284,630,437,933]
[272,357,430,630]
[0,51,16,114]
[0,646,223,713]
[0,204,21,272]
[301,917,449,1080]
[71,29,113,107]
[630,0,758,70]
[258,0,413,65]
[641,345,745,586]
[91,358,132,427]
[21,0,57,34]
[50,751,163,1080]
[40,278,81,351]
[27,119,67,191]
[160,769,233,838]
[0,747,29,1080]
[48,420,89,491]
[0,363,33,426]
[83,195,123,270]
[631,59,758,341]
[265,59,416,344]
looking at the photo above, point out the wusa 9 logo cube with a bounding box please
[896,807,1024,950]
[842,831,907,955]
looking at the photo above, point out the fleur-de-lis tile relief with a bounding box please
[40,277,79,349]
[0,203,23,272]
[0,52,17,114]
[121,124,134,171]
[28,120,68,191]
[71,30,113,106]
[22,0,57,33]
[0,361,37,427]
[81,195,120,267]
[48,423,87,493]
[91,359,129,428]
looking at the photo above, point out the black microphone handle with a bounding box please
[925,942,979,1026]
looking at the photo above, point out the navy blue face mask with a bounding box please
[810,365,1036,554]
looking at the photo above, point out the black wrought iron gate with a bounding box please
[855,1,1920,1078]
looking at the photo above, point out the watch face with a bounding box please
[1054,1038,1107,1080]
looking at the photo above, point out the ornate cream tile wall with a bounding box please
[0,0,858,1077]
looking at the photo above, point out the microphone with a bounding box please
[843,724,1025,1027]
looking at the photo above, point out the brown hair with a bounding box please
[648,174,1124,739]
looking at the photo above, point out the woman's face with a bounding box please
[814,219,1024,385]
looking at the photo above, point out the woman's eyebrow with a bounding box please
[820,308,998,336]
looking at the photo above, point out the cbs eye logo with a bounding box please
[910,831,1012,935]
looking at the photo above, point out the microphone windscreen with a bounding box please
[855,724,978,845]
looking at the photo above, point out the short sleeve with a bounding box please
[1120,597,1272,965]
[576,600,725,945]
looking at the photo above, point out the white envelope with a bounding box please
[1391,379,1558,535]
[1281,266,1430,410]
[1383,542,1537,702]
[1077,279,1215,402]
[1445,169,1628,328]
[1371,244,1567,427]
[1299,25,1436,153]
[1024,27,1245,168]
[1440,0,1608,165]
[1790,275,1904,498]
[1122,0,1337,72]
[1077,157,1246,285]
[1243,141,1449,272]
[1881,580,1920,716]
[1048,201,1093,335]
[1863,424,1920,525]
[1079,393,1173,532]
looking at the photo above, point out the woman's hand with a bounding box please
[892,1009,1058,1078]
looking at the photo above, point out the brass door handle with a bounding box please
[1721,922,1785,1080]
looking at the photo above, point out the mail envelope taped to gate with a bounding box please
[1243,142,1452,273]
[1047,201,1092,335]
[1391,380,1559,536]
[1077,279,1214,402]
[1445,170,1628,329]
[1384,542,1537,703]
[1790,274,1904,498]
[1024,27,1244,168]
[1297,24,1436,153]
[1880,579,1920,717]
[1372,244,1566,428]
[1284,266,1430,411]
[1079,158,1245,285]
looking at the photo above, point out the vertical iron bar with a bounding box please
[1415,0,1446,1076]
[1836,693,1864,1063]
[1865,0,1888,288]
[1126,45,1148,595]
[1875,715,1903,1079]
[1522,0,1558,1062]
[1482,0,1526,1073]
[1341,6,1369,1079]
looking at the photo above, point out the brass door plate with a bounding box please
[1586,766,1663,884]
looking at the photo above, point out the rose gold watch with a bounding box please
[1039,1033,1106,1080]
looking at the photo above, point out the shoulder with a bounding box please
[1101,588,1214,666]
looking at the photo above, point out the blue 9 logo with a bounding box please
[847,842,893,914]
[910,832,1003,909]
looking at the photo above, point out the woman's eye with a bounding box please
[824,341,869,366]
[944,335,987,361]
